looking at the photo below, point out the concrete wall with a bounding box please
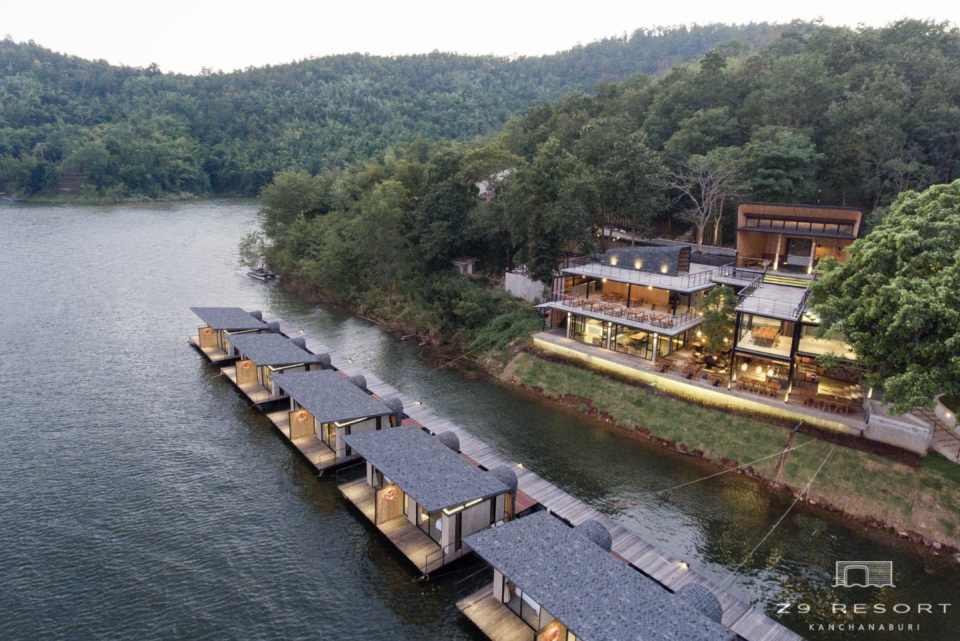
[506,270,550,303]
[865,401,934,455]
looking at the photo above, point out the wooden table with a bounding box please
[752,326,779,347]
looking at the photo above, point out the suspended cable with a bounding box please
[654,438,820,496]
[720,444,836,591]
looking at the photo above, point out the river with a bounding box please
[1,199,956,640]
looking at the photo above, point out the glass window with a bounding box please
[570,316,605,347]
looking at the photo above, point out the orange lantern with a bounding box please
[543,623,562,641]
[202,327,213,336]
[240,360,252,370]
[384,486,398,502]
[296,410,309,423]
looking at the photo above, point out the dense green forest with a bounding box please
[257,19,960,359]
[0,23,783,199]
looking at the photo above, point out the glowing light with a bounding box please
[660,263,669,274]
[635,259,643,269]
[741,363,748,371]
[383,486,398,502]
[295,410,309,422]
[756,365,763,374]
[240,360,252,370]
[696,330,702,338]
[602,278,607,283]
[767,368,775,377]
[722,337,728,344]
[610,256,618,266]
[679,561,689,570]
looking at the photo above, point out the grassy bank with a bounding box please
[504,352,960,551]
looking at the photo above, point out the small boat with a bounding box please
[247,259,279,282]
[247,267,279,282]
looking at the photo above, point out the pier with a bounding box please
[191,311,803,641]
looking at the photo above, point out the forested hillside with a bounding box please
[0,23,781,198]
[255,20,960,356]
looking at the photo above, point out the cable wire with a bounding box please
[719,443,836,590]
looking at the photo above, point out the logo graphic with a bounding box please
[835,561,894,588]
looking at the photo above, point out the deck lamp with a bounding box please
[634,260,642,269]
[679,561,689,570]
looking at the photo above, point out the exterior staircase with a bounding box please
[763,273,813,288]
[913,407,960,463]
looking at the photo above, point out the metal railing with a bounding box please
[715,263,763,282]
[423,540,467,576]
[563,257,717,289]
[335,460,366,486]
[551,294,703,330]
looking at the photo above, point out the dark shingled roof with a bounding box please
[342,426,509,512]
[465,512,736,641]
[190,307,267,331]
[603,245,688,276]
[227,333,324,367]
[270,370,393,423]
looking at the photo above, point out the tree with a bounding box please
[259,170,332,237]
[697,285,737,354]
[662,147,742,250]
[809,179,960,413]
[458,145,519,203]
[353,180,414,314]
[740,126,822,202]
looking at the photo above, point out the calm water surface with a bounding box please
[1,200,957,641]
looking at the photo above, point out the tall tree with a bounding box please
[662,148,742,250]
[809,179,960,413]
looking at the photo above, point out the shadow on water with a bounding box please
[0,200,956,640]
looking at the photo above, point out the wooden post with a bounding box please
[627,284,632,308]
[773,234,782,271]
[808,240,817,274]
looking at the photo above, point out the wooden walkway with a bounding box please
[457,586,534,641]
[265,411,339,469]
[262,315,804,641]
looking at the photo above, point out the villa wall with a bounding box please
[505,270,550,303]
[865,401,934,455]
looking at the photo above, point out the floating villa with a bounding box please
[338,426,517,574]
[269,369,401,469]
[459,511,736,641]
[221,333,325,404]
[189,306,269,363]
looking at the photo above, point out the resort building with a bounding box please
[338,426,516,574]
[221,333,325,404]
[735,202,863,273]
[539,245,718,364]
[270,369,400,468]
[189,306,269,363]
[459,511,736,641]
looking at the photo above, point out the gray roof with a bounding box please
[227,333,324,367]
[342,426,509,512]
[190,307,267,331]
[270,370,393,423]
[465,512,736,641]
[603,245,688,276]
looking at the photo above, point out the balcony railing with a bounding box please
[563,257,717,289]
[551,294,703,330]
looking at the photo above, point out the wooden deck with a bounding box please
[262,315,804,641]
[188,335,234,363]
[339,478,459,573]
[221,366,286,405]
[457,585,534,641]
[265,410,339,469]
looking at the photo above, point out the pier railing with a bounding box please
[423,540,467,576]
[335,461,367,486]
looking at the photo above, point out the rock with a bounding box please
[934,542,942,550]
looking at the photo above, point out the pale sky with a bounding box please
[2,1,958,75]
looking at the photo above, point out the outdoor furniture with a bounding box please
[752,326,780,348]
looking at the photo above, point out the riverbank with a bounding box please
[501,350,960,553]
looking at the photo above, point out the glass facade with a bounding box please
[568,313,690,363]
[502,578,541,630]
[736,314,794,359]
[569,316,606,347]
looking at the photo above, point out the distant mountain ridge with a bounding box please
[0,24,785,197]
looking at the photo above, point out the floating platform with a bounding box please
[188,335,236,364]
[223,313,804,641]
[457,585,533,641]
